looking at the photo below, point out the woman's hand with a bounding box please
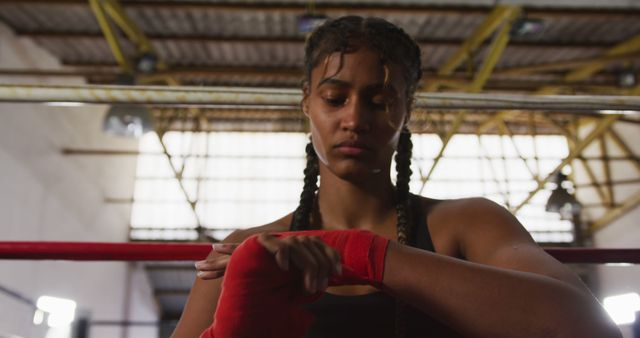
[195,233,343,293]
[257,233,342,294]
[195,243,239,280]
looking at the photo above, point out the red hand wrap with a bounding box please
[278,229,389,286]
[200,229,389,338]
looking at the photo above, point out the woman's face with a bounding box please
[303,47,409,181]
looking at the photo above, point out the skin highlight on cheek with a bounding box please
[310,132,329,166]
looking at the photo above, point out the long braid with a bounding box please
[394,127,414,338]
[292,141,319,231]
[395,127,414,245]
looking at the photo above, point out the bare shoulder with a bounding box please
[414,196,536,259]
[421,196,584,287]
[436,197,533,240]
[222,212,293,243]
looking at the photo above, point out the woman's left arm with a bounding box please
[382,197,621,338]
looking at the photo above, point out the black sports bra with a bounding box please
[291,194,463,337]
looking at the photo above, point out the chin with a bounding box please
[330,160,387,182]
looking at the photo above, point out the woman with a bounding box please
[172,16,620,338]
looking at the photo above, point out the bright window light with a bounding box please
[44,102,85,107]
[598,110,639,115]
[33,309,45,325]
[603,292,640,325]
[130,132,573,242]
[36,296,76,328]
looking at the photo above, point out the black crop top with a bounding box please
[291,194,463,338]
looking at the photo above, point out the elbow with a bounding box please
[555,325,621,338]
[549,309,622,338]
[539,290,622,338]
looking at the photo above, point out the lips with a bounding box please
[334,140,372,156]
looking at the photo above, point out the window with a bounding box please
[130,132,573,243]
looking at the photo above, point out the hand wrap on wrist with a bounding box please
[200,229,390,338]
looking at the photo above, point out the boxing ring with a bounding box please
[1,83,639,265]
[0,241,639,264]
[1,83,639,338]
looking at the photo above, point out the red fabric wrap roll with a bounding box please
[200,229,390,338]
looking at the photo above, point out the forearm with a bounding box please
[171,271,222,337]
[382,242,620,338]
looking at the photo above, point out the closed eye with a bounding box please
[371,95,395,110]
[323,97,347,107]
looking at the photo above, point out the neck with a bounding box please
[316,165,398,231]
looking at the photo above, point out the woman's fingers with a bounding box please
[257,233,290,271]
[321,242,342,276]
[193,242,238,280]
[195,255,231,280]
[305,238,334,291]
[256,233,341,293]
[213,243,239,255]
[285,238,318,293]
[196,270,225,280]
[195,255,231,271]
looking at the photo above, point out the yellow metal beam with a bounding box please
[540,114,610,205]
[496,119,538,181]
[599,135,615,206]
[92,0,174,79]
[578,156,610,206]
[88,0,132,73]
[418,8,519,192]
[154,122,204,232]
[418,110,467,194]
[425,5,518,91]
[102,0,153,53]
[512,114,620,213]
[565,33,640,82]
[540,116,595,202]
[479,36,640,133]
[607,128,640,174]
[496,51,640,76]
[90,0,194,235]
[468,7,520,92]
[590,190,640,234]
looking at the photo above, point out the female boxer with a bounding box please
[173,16,620,338]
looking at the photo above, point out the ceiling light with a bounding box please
[510,18,545,38]
[103,104,154,138]
[545,172,581,220]
[618,70,636,88]
[135,52,158,74]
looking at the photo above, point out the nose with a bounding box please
[340,98,371,133]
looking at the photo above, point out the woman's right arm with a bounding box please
[171,229,250,338]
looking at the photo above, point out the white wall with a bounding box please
[574,119,640,337]
[0,23,158,338]
[595,208,640,338]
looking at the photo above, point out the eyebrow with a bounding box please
[316,78,398,94]
[316,78,349,89]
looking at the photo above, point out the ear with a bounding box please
[301,82,311,117]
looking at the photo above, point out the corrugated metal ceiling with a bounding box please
[1,2,639,74]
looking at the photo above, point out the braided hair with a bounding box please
[293,16,421,337]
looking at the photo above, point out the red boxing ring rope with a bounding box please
[0,242,639,264]
[0,242,211,261]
